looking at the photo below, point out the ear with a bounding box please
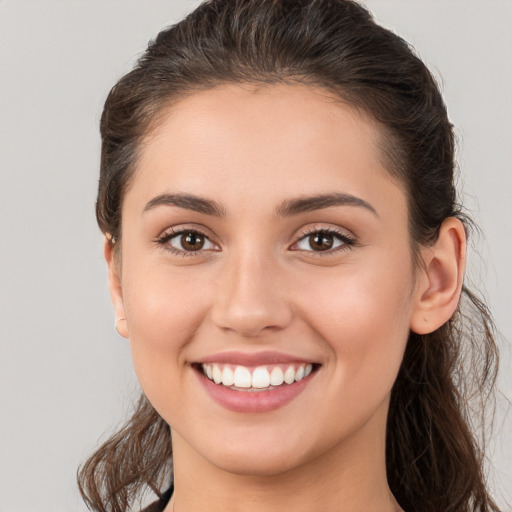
[104,237,129,338]
[410,217,466,335]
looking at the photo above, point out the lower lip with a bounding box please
[195,369,316,413]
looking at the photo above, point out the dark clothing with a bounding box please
[142,486,173,512]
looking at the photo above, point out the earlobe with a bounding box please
[410,217,466,335]
[104,237,129,338]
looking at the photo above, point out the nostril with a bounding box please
[211,307,293,338]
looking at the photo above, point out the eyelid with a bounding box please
[289,225,357,255]
[155,225,220,256]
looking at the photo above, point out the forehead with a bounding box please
[127,83,406,221]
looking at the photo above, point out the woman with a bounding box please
[78,1,501,511]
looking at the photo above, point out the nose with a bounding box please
[210,251,293,338]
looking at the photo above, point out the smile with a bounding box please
[194,352,320,412]
[200,363,314,391]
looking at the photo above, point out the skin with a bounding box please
[107,83,466,512]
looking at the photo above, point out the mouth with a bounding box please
[194,362,318,392]
[192,351,321,412]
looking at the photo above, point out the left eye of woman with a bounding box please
[292,230,355,253]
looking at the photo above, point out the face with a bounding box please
[110,84,425,476]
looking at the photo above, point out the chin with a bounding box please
[192,426,328,478]
[208,447,308,477]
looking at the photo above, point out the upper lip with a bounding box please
[198,350,317,366]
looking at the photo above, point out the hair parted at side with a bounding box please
[80,1,501,511]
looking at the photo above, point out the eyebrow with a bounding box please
[143,191,377,217]
[275,192,378,217]
[143,193,227,217]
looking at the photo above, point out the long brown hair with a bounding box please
[78,1,501,511]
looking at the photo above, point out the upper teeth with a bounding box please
[202,363,313,389]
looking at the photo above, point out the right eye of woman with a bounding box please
[156,228,218,256]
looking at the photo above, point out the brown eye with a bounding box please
[180,232,205,251]
[293,229,354,254]
[161,229,217,254]
[308,232,334,251]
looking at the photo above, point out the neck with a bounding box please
[167,403,401,512]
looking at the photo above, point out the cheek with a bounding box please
[295,253,414,396]
[121,261,213,395]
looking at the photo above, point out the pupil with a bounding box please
[182,232,204,251]
[311,232,333,251]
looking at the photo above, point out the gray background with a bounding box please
[0,1,510,511]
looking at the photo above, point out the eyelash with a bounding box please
[155,226,356,258]
[292,226,356,256]
[156,227,218,257]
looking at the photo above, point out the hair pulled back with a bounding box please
[79,1,501,511]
